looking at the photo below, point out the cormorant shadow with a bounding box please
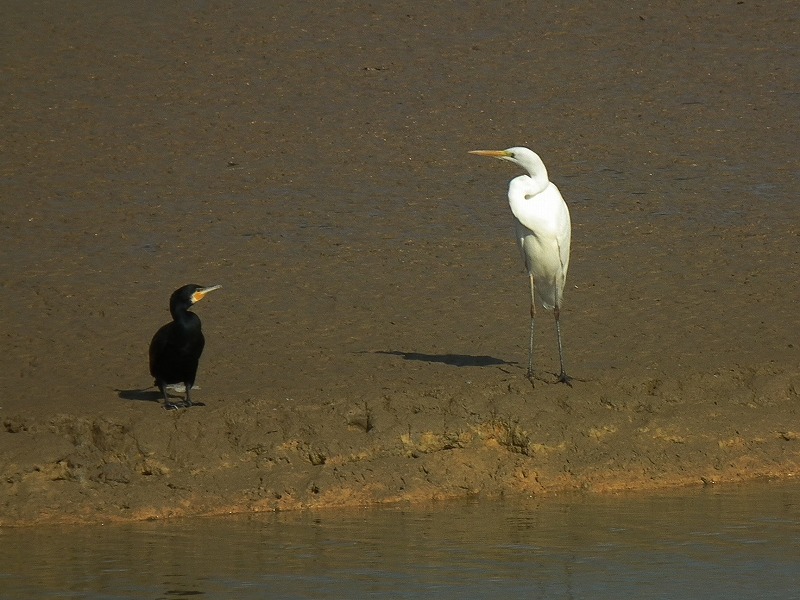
[116,388,162,403]
[375,350,514,368]
[115,387,205,407]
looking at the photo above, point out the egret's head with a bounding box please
[469,149,514,162]
[469,147,536,164]
[469,147,546,179]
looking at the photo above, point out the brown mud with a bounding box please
[1,1,798,526]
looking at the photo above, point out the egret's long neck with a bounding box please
[524,168,549,195]
[520,155,549,194]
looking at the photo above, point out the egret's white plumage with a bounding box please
[469,147,572,385]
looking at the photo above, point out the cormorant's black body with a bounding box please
[149,284,219,410]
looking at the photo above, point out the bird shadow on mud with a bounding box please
[115,388,162,403]
[115,387,206,407]
[375,350,516,368]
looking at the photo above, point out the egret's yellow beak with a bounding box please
[191,285,222,304]
[469,150,511,158]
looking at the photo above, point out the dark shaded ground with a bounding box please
[1,1,798,525]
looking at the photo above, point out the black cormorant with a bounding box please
[149,284,221,410]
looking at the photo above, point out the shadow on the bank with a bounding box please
[115,387,207,407]
[115,388,162,402]
[375,350,514,367]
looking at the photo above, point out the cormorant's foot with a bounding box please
[557,372,573,387]
[163,402,180,411]
[180,400,206,408]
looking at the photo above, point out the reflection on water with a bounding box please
[1,480,799,599]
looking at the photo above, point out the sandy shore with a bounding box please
[1,1,798,525]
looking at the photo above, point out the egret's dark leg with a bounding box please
[527,274,536,383]
[554,306,572,386]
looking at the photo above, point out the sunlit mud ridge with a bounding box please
[3,364,798,527]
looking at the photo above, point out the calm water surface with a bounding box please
[2,480,800,599]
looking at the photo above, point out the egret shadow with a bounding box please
[376,350,515,368]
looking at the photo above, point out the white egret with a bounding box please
[469,147,572,385]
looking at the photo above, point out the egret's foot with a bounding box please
[557,371,573,387]
[526,369,536,386]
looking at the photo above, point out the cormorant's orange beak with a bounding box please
[191,285,222,304]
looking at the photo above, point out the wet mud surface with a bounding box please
[1,1,798,525]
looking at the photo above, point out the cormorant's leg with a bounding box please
[160,382,179,410]
[183,382,193,408]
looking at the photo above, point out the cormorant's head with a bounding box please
[169,284,221,313]
[188,284,222,304]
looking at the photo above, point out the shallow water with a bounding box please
[2,480,799,599]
